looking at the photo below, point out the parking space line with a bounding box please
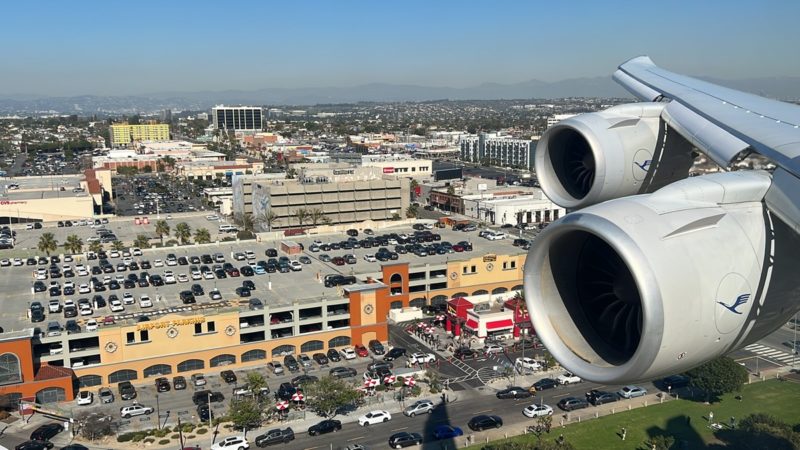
[473,409,493,414]
[347,436,366,441]
[552,393,569,398]
[391,426,409,432]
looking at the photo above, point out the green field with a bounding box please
[468,379,800,449]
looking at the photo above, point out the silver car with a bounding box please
[403,399,435,417]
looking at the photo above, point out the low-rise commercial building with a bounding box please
[460,133,536,170]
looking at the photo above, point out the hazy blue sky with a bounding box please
[2,0,799,96]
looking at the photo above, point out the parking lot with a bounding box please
[114,174,209,216]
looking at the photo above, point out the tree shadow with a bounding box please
[642,414,706,449]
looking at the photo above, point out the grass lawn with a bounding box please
[468,379,800,449]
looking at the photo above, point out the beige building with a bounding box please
[109,124,170,147]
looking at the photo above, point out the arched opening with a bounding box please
[431,295,448,306]
[0,353,22,386]
[272,345,295,357]
[143,364,172,378]
[511,285,523,291]
[472,289,489,296]
[35,387,66,404]
[78,375,102,388]
[177,359,205,373]
[210,354,236,367]
[389,273,404,296]
[108,369,138,384]
[301,340,324,353]
[409,298,426,309]
[389,273,402,284]
[390,301,403,310]
[453,292,468,298]
[492,287,508,295]
[242,349,266,362]
[328,336,350,348]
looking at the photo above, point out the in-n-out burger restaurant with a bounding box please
[444,295,530,339]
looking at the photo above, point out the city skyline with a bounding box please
[2,0,799,96]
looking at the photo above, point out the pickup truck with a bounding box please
[255,427,294,447]
[556,372,582,385]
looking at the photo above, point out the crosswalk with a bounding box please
[744,343,798,365]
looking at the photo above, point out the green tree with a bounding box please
[194,227,211,244]
[161,155,176,169]
[257,210,278,231]
[308,208,326,226]
[174,222,192,245]
[446,184,456,196]
[75,412,115,441]
[111,240,125,252]
[227,398,262,430]
[685,356,748,402]
[409,179,419,198]
[88,240,103,254]
[133,234,151,249]
[234,213,254,232]
[245,372,268,401]
[405,204,418,218]
[63,234,83,254]
[155,220,170,245]
[294,208,309,227]
[303,376,361,419]
[733,413,800,450]
[37,232,58,256]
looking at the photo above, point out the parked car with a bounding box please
[254,428,294,447]
[384,347,406,361]
[221,370,237,384]
[118,381,137,400]
[120,404,153,418]
[556,372,582,385]
[341,347,357,359]
[307,419,341,436]
[358,410,392,426]
[496,386,532,400]
[659,374,691,391]
[388,432,423,448]
[522,404,554,418]
[468,415,503,431]
[155,377,171,392]
[515,357,542,371]
[408,352,436,364]
[14,441,53,450]
[267,362,284,375]
[210,436,249,450]
[326,348,341,362]
[557,397,589,411]
[98,387,115,403]
[30,423,64,441]
[617,385,648,399]
[173,376,187,390]
[354,345,369,357]
[403,399,435,417]
[530,378,559,393]
[76,391,93,406]
[368,339,385,355]
[586,390,619,406]
[191,373,207,386]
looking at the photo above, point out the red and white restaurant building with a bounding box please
[444,295,530,340]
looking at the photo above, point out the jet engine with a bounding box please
[535,103,672,209]
[523,171,800,384]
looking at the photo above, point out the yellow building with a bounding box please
[109,123,170,146]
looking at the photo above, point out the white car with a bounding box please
[132,247,143,256]
[120,404,153,418]
[86,319,98,332]
[487,232,506,240]
[484,344,505,355]
[12,258,23,266]
[203,270,215,280]
[109,298,124,312]
[617,385,648,399]
[177,273,189,283]
[139,295,153,308]
[192,373,207,386]
[245,251,255,260]
[48,300,60,313]
[78,284,91,294]
[191,269,202,280]
[76,391,93,406]
[409,352,436,364]
[363,254,377,262]
[164,271,176,284]
[341,347,357,360]
[206,214,219,221]
[210,436,249,450]
[154,259,164,267]
[556,372,582,385]
[63,281,75,290]
[109,250,120,258]
[289,261,302,271]
[358,410,392,426]
[79,304,93,316]
[122,292,135,304]
[516,357,542,371]
[523,404,554,418]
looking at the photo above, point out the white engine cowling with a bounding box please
[523,172,800,384]
[535,103,665,209]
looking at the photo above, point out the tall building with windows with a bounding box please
[459,133,536,170]
[212,106,263,132]
[109,123,170,147]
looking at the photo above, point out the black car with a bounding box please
[173,376,187,390]
[531,378,559,392]
[118,381,136,400]
[276,382,296,401]
[192,390,225,405]
[468,415,503,431]
[326,348,341,362]
[308,419,341,436]
[388,432,423,448]
[243,280,255,290]
[284,355,300,372]
[291,375,318,387]
[155,377,171,392]
[454,347,478,360]
[329,367,357,379]
[235,287,251,297]
[255,428,295,447]
[265,248,278,257]
[368,339,385,355]
[312,353,329,365]
[221,370,237,384]
[557,397,589,411]
[586,390,618,406]
[15,441,53,450]
[197,403,214,422]
[496,386,532,400]
[30,423,64,441]
[384,347,406,361]
[179,291,196,304]
[240,266,254,277]
[659,374,691,391]
[34,281,47,292]
[191,284,204,296]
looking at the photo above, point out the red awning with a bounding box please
[486,319,514,330]
[465,319,479,330]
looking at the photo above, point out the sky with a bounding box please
[1,0,799,96]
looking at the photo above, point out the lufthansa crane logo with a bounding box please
[717,293,750,315]
[634,159,652,171]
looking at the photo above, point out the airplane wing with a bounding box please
[614,56,800,178]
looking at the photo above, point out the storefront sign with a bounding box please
[136,316,205,331]
[382,167,395,174]
[332,169,355,175]
[483,254,497,262]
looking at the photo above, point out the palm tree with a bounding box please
[409,179,419,199]
[88,240,103,254]
[446,184,456,196]
[308,208,326,226]
[155,220,170,245]
[161,155,176,169]
[174,222,191,245]
[38,233,58,256]
[257,210,278,231]
[235,213,255,232]
[194,227,211,244]
[294,208,309,227]
[63,234,83,255]
[133,234,151,249]
[111,240,126,252]
[406,204,418,218]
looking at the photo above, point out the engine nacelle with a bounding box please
[535,103,665,209]
[523,172,800,384]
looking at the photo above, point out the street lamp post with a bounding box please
[156,394,160,430]
[207,392,213,429]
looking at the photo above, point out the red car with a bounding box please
[355,345,369,357]
[452,244,464,252]
[332,257,346,266]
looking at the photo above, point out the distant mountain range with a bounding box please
[1,75,798,115]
